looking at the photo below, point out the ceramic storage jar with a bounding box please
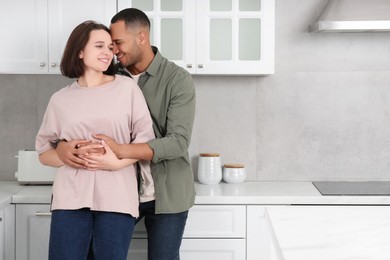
[197,153,222,184]
[223,164,246,183]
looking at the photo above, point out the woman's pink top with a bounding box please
[35,75,155,217]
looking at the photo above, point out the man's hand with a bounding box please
[80,141,137,171]
[56,139,91,168]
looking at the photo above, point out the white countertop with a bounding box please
[0,181,23,209]
[194,181,390,205]
[3,181,390,205]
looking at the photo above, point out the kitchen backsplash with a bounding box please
[1,0,390,181]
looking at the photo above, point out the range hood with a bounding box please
[309,0,390,33]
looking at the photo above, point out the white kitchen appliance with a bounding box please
[15,150,57,184]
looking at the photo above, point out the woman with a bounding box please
[35,20,154,260]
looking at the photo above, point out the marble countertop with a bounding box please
[2,181,390,205]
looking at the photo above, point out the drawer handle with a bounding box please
[35,212,52,216]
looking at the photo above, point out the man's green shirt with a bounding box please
[117,47,196,213]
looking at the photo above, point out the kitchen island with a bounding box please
[2,181,390,260]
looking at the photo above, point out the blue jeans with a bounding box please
[49,208,135,260]
[138,201,189,260]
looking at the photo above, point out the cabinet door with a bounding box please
[128,238,246,260]
[4,205,16,260]
[0,0,47,74]
[48,0,117,74]
[247,206,283,260]
[181,239,246,260]
[127,239,147,260]
[118,0,196,74]
[0,208,5,260]
[196,0,274,75]
[132,205,246,239]
[16,205,51,260]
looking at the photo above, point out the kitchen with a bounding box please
[1,0,390,259]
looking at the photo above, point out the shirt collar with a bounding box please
[146,46,162,77]
[115,46,162,78]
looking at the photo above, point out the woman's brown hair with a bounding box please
[60,20,115,78]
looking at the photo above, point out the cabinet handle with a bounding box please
[0,217,2,222]
[198,64,203,69]
[186,64,193,68]
[40,62,46,67]
[35,212,52,216]
[50,63,57,68]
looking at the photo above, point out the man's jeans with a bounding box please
[49,208,135,260]
[138,200,189,260]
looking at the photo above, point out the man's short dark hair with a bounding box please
[111,8,151,31]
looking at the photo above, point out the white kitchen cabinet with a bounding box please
[0,208,5,260]
[247,206,283,260]
[4,204,16,260]
[15,204,51,260]
[118,0,275,75]
[129,238,246,260]
[14,204,246,260]
[128,205,246,259]
[0,0,116,74]
[0,204,15,260]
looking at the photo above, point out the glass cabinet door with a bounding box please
[118,0,196,73]
[197,0,274,75]
[117,0,274,75]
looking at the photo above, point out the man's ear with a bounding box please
[139,31,148,45]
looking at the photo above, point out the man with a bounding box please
[56,8,196,260]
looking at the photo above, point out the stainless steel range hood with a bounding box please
[309,0,390,33]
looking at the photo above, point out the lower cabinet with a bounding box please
[246,206,283,260]
[15,204,51,260]
[4,204,16,260]
[129,239,246,260]
[16,203,389,259]
[14,204,246,260]
[129,205,247,260]
[0,207,5,260]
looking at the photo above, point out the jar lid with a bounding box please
[224,163,245,168]
[199,153,220,157]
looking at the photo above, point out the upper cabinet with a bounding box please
[0,0,274,75]
[118,0,275,75]
[0,0,116,74]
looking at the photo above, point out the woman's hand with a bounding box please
[92,133,121,157]
[80,141,137,171]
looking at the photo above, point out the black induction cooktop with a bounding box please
[312,181,390,196]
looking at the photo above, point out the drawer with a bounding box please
[133,205,246,238]
[128,238,246,260]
